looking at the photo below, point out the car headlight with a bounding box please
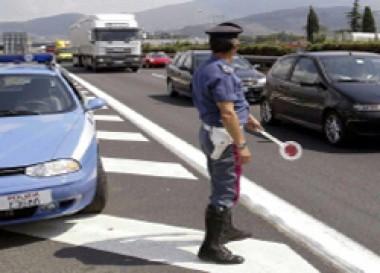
[258,77,267,85]
[25,159,81,177]
[353,104,380,112]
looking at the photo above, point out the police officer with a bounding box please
[192,22,262,264]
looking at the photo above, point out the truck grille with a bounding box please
[106,48,131,54]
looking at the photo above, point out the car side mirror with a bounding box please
[84,98,107,112]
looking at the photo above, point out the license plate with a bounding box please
[114,60,124,64]
[0,190,52,211]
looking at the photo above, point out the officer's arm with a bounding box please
[217,101,246,146]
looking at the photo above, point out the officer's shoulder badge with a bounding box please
[218,63,234,74]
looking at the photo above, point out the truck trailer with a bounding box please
[69,14,142,72]
[3,32,30,55]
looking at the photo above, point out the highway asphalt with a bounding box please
[2,65,379,273]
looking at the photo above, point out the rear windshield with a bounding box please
[0,75,75,116]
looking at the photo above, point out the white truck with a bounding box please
[69,14,142,72]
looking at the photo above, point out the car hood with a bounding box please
[235,69,265,79]
[333,82,380,104]
[0,112,80,168]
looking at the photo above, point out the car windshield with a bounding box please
[232,56,252,70]
[94,29,139,41]
[194,53,211,68]
[320,56,380,83]
[194,53,253,70]
[0,75,75,116]
[150,53,168,58]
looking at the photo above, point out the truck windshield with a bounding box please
[94,29,139,42]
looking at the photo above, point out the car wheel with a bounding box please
[167,80,179,97]
[80,158,108,214]
[260,99,278,125]
[131,67,139,73]
[323,112,347,145]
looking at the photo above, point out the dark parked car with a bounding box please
[166,50,266,103]
[261,51,380,145]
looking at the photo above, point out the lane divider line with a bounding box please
[94,115,124,122]
[97,131,149,142]
[65,69,380,273]
[102,157,197,180]
[152,73,166,80]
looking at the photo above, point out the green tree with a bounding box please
[362,6,377,33]
[306,6,320,43]
[347,0,362,32]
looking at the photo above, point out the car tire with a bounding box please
[167,80,179,97]
[260,99,278,125]
[131,67,139,73]
[80,158,108,214]
[323,111,347,146]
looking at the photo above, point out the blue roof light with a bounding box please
[0,53,54,64]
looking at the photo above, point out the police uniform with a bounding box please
[192,22,252,265]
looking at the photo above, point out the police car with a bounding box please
[0,53,108,225]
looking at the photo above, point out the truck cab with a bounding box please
[70,14,142,72]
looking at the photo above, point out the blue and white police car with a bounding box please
[0,54,108,225]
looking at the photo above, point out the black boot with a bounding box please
[198,205,244,264]
[221,209,252,244]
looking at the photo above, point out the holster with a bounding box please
[209,128,233,160]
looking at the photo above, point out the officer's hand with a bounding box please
[238,147,252,165]
[246,115,263,132]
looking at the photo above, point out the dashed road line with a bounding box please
[94,115,124,122]
[102,157,197,180]
[97,131,149,142]
[5,214,319,273]
[152,73,166,80]
[66,69,380,273]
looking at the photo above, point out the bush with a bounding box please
[307,41,380,53]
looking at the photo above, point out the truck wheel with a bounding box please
[80,158,108,214]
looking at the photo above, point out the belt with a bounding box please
[202,124,243,132]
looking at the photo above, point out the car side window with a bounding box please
[172,53,182,65]
[291,58,320,84]
[271,57,296,80]
[175,53,187,68]
[182,54,192,70]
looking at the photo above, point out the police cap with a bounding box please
[205,22,243,39]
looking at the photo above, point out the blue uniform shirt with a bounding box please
[192,55,250,127]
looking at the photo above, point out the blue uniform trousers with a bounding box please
[199,127,242,209]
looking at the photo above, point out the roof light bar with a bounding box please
[0,53,54,64]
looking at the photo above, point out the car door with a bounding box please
[288,57,327,127]
[268,56,297,118]
[168,52,186,91]
[177,53,193,95]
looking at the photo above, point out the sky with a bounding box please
[0,0,192,21]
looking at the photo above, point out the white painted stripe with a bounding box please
[5,214,318,273]
[80,90,90,95]
[86,96,96,100]
[66,70,380,273]
[152,73,166,80]
[102,157,197,180]
[97,131,149,142]
[94,115,123,122]
[72,114,95,161]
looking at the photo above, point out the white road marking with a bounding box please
[86,96,96,100]
[5,214,318,273]
[94,115,123,122]
[102,157,197,180]
[152,73,166,80]
[97,131,149,142]
[80,90,90,95]
[66,70,380,273]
